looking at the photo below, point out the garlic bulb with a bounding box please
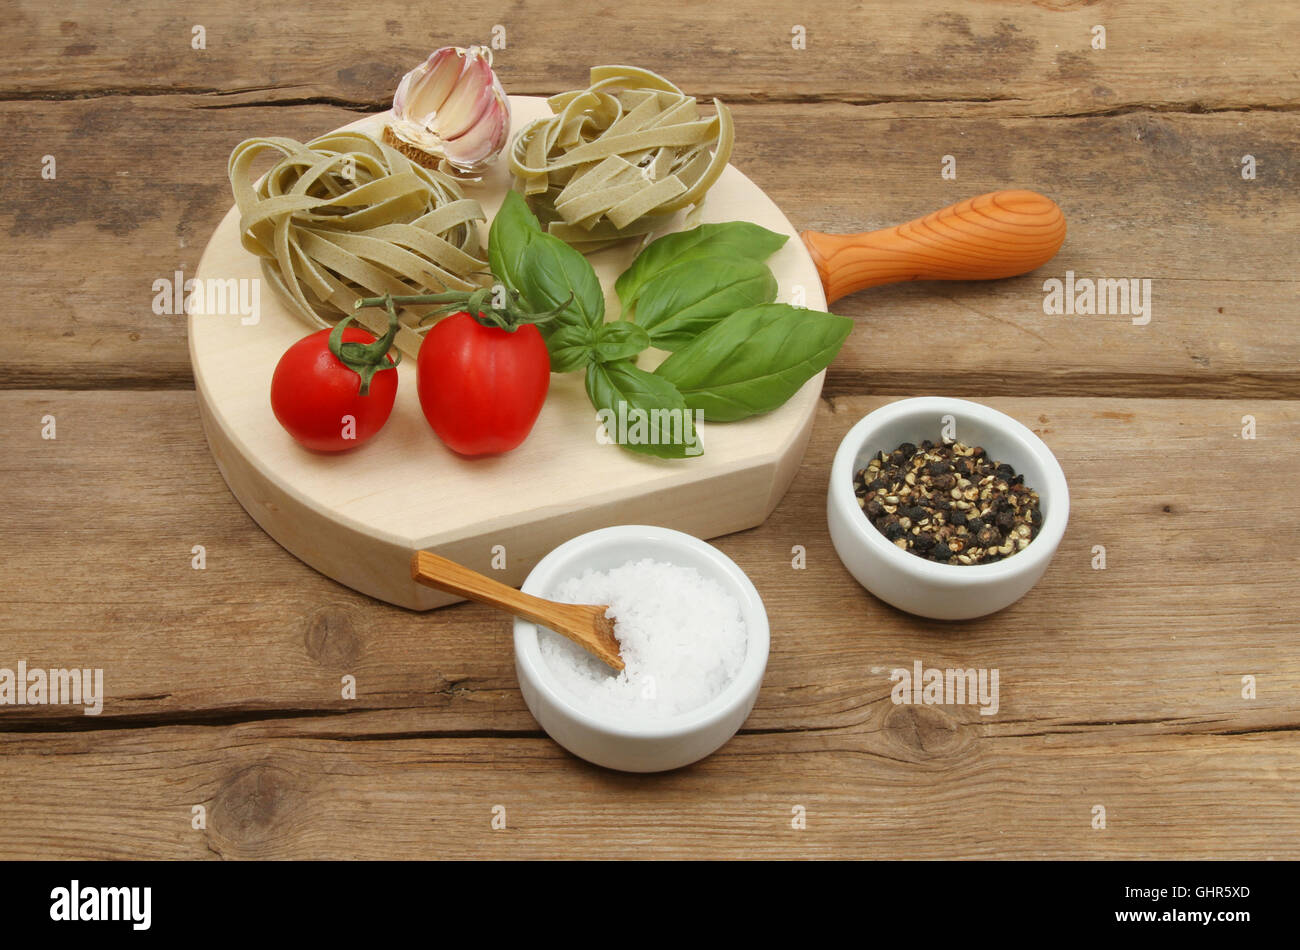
[384,46,510,175]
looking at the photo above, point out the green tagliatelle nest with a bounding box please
[509,66,735,252]
[228,131,489,356]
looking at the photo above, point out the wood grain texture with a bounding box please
[3,392,1296,737]
[2,721,1296,860]
[3,99,1296,395]
[9,0,1300,113]
[803,189,1067,302]
[4,0,1299,861]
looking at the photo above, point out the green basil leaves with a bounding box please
[586,360,699,460]
[484,195,851,459]
[490,192,603,340]
[655,304,854,422]
[631,256,777,351]
[614,222,789,311]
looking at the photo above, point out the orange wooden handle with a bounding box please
[801,189,1066,304]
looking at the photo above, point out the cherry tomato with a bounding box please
[416,311,550,456]
[270,325,397,452]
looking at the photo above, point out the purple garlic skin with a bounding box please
[389,46,510,174]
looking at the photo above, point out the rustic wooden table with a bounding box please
[2,0,1297,860]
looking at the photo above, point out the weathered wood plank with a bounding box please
[0,720,1295,859]
[9,0,1300,113]
[3,391,1296,739]
[3,99,1297,394]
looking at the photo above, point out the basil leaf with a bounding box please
[516,231,605,338]
[593,322,651,363]
[614,222,788,311]
[632,256,778,351]
[546,323,598,373]
[487,191,541,295]
[586,360,701,459]
[655,304,853,422]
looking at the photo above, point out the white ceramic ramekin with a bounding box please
[827,397,1069,620]
[512,525,770,773]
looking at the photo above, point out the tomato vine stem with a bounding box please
[330,295,402,396]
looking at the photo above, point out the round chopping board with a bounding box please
[190,96,828,609]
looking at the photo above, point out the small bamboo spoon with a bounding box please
[410,550,624,670]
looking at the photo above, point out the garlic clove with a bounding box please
[434,57,494,139]
[445,81,503,148]
[386,46,511,175]
[444,89,509,167]
[393,47,461,123]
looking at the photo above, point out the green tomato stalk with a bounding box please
[354,287,572,334]
[330,295,402,396]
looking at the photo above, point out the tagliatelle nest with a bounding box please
[509,66,734,252]
[228,131,489,356]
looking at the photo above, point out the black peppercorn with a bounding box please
[853,438,1041,565]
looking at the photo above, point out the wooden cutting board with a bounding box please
[189,96,828,609]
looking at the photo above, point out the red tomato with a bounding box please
[416,311,550,456]
[270,326,398,452]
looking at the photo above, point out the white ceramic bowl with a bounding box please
[827,397,1069,620]
[513,525,770,773]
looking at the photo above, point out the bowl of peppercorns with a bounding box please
[827,397,1069,620]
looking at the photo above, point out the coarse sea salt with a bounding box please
[538,558,748,721]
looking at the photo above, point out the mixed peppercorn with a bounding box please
[853,439,1043,565]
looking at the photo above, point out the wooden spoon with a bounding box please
[410,550,624,670]
[802,189,1067,304]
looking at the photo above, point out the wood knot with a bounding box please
[883,703,962,756]
[304,604,361,668]
[210,763,301,849]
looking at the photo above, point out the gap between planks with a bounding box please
[5,87,1300,119]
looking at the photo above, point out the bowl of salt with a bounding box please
[512,525,770,773]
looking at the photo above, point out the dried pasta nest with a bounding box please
[509,66,734,252]
[228,130,489,356]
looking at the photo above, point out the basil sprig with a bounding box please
[484,195,851,459]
